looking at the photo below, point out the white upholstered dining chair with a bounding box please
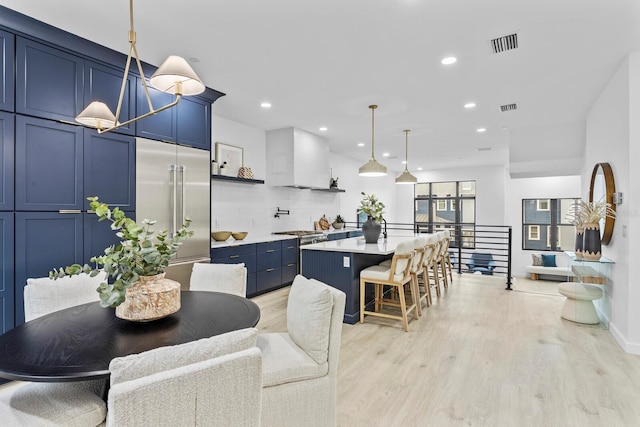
[189,262,247,297]
[257,275,346,427]
[0,272,109,426]
[106,328,262,427]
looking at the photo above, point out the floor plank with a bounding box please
[252,274,640,427]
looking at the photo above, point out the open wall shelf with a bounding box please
[211,175,264,184]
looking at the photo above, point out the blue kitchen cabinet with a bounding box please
[0,30,14,112]
[84,61,136,136]
[0,112,14,211]
[84,211,134,264]
[16,37,83,122]
[256,241,282,293]
[135,77,177,143]
[177,97,211,150]
[349,230,363,238]
[15,212,83,326]
[15,116,83,211]
[281,238,299,284]
[0,212,14,333]
[84,130,135,210]
[211,244,258,296]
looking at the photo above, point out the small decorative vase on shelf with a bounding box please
[582,222,602,261]
[574,226,585,259]
[115,273,181,322]
[362,216,381,243]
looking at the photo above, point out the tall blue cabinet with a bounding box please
[0,4,224,330]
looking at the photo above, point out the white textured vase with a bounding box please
[116,273,181,322]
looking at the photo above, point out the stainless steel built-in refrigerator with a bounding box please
[136,138,210,288]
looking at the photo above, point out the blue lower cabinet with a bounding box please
[281,238,298,265]
[257,268,282,293]
[0,212,14,333]
[348,230,363,238]
[282,263,297,285]
[15,212,83,326]
[246,273,257,296]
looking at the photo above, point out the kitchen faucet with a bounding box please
[382,218,387,240]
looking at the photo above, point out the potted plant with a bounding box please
[50,197,193,321]
[358,192,385,243]
[332,214,345,229]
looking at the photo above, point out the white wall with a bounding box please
[505,175,582,275]
[585,53,640,353]
[211,115,399,235]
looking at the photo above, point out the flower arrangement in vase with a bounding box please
[566,199,615,261]
[358,192,385,243]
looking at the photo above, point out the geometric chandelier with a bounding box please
[75,0,205,134]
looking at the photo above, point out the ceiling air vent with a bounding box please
[500,103,518,112]
[491,33,518,54]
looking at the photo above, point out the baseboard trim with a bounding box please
[609,320,640,355]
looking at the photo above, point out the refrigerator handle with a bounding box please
[180,165,187,229]
[170,164,177,236]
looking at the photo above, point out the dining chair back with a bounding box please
[189,262,247,297]
[24,271,106,321]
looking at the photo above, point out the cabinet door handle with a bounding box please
[266,249,275,253]
[58,210,81,214]
[229,255,240,259]
[266,268,275,272]
[287,263,295,267]
[287,246,295,249]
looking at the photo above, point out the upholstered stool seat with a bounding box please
[557,282,603,324]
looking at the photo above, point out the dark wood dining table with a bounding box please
[0,291,260,383]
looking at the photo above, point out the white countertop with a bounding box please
[300,235,419,255]
[210,234,298,248]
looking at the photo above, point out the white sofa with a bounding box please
[526,265,575,281]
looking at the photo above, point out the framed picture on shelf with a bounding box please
[215,142,243,177]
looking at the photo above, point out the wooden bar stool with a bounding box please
[359,240,417,332]
[418,234,439,307]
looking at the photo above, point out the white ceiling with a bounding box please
[2,0,639,176]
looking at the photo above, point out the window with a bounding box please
[537,199,550,211]
[522,198,578,251]
[528,225,540,240]
[415,181,476,248]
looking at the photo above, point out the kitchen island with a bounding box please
[300,235,417,324]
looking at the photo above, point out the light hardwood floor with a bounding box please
[252,274,640,427]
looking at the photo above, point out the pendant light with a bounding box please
[75,0,205,134]
[359,105,387,177]
[395,129,418,184]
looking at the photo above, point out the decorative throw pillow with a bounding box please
[531,254,543,266]
[541,254,557,267]
[287,275,333,364]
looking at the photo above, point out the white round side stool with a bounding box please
[557,282,603,324]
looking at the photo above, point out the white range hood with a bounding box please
[266,127,330,189]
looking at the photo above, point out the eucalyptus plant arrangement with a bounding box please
[358,192,385,222]
[49,197,193,308]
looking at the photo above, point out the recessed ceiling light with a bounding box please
[401,160,407,164]
[476,128,486,133]
[417,167,423,171]
[260,102,272,108]
[357,142,365,147]
[441,56,457,65]
[188,57,200,63]
[319,127,328,132]
[382,152,390,157]
[464,102,476,109]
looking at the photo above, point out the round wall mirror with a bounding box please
[588,162,616,245]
